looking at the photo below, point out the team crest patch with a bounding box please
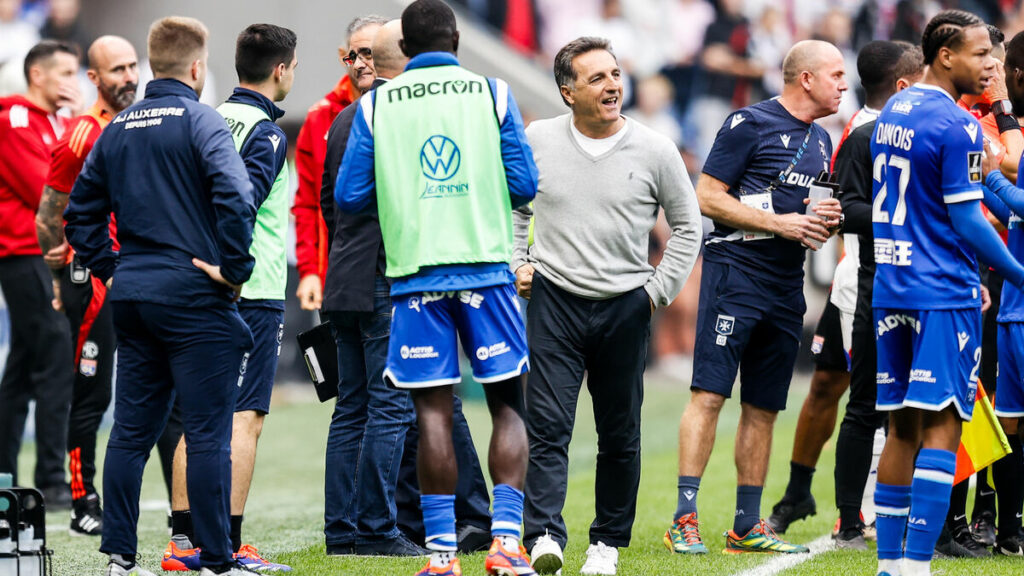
[968,151,982,183]
[79,358,97,377]
[811,334,825,355]
[715,314,734,346]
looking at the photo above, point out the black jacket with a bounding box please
[319,78,387,312]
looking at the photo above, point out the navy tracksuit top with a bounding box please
[65,78,256,308]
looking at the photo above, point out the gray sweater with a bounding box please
[512,114,702,307]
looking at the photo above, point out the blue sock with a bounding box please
[874,482,912,561]
[491,484,524,539]
[421,494,457,551]
[675,476,701,520]
[733,485,763,536]
[904,449,956,562]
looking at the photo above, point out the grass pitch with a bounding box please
[18,372,1021,575]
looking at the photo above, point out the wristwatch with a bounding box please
[992,99,1014,117]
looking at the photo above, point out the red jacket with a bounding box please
[292,75,357,282]
[0,95,68,258]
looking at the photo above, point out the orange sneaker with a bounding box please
[161,536,201,571]
[485,537,536,576]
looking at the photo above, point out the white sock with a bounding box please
[497,535,519,552]
[902,557,930,576]
[877,558,901,576]
[430,550,456,567]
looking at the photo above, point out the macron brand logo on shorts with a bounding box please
[476,341,511,361]
[958,331,970,352]
[400,345,439,360]
[409,297,421,312]
[715,314,734,347]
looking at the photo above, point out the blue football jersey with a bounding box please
[871,84,985,310]
[999,154,1024,322]
[702,98,833,286]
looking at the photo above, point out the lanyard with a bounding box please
[767,125,814,193]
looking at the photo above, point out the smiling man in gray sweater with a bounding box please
[511,36,701,576]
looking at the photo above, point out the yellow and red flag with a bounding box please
[955,381,1011,484]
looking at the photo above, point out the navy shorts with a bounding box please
[874,307,981,420]
[385,282,528,388]
[691,259,805,411]
[236,305,284,414]
[996,322,1024,418]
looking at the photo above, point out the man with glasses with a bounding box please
[292,15,385,312]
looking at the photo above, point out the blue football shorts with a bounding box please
[874,307,981,421]
[996,322,1024,418]
[384,282,528,389]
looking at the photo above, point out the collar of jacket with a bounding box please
[227,87,285,121]
[143,78,200,101]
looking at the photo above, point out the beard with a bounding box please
[99,80,137,111]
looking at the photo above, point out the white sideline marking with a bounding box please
[731,534,833,576]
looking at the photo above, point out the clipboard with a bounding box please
[296,321,339,403]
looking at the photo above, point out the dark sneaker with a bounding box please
[995,533,1024,556]
[42,484,72,511]
[69,493,103,536]
[833,526,868,551]
[355,534,430,556]
[767,495,816,534]
[935,525,992,558]
[457,524,492,553]
[971,512,996,547]
[325,543,354,556]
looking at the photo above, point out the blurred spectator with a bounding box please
[627,74,682,146]
[657,0,714,121]
[573,0,639,102]
[890,0,926,43]
[688,0,765,158]
[0,0,39,74]
[40,0,90,62]
[749,5,791,97]
[535,0,600,58]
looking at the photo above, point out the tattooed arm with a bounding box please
[36,185,71,273]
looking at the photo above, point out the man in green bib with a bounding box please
[164,24,296,574]
[334,2,538,574]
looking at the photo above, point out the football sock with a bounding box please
[993,434,1024,538]
[874,482,911,563]
[171,510,194,542]
[674,476,701,520]
[230,514,243,553]
[974,465,997,519]
[733,485,763,536]
[491,484,524,540]
[835,420,875,531]
[430,550,456,568]
[421,494,457,552]
[784,461,815,501]
[904,449,956,563]
[944,479,968,531]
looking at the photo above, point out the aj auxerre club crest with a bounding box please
[715,314,735,347]
[420,134,461,181]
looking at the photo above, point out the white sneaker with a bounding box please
[530,532,563,575]
[106,560,157,576]
[580,542,617,576]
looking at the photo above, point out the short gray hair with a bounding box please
[347,14,389,40]
[553,36,615,107]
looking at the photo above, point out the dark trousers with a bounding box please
[101,301,250,567]
[60,267,115,501]
[523,273,650,549]
[396,394,492,543]
[0,256,73,488]
[834,267,886,527]
[324,276,413,546]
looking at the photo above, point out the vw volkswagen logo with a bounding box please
[420,135,461,181]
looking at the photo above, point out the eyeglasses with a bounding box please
[343,47,372,66]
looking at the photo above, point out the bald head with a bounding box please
[372,20,406,79]
[782,40,843,85]
[86,35,139,112]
